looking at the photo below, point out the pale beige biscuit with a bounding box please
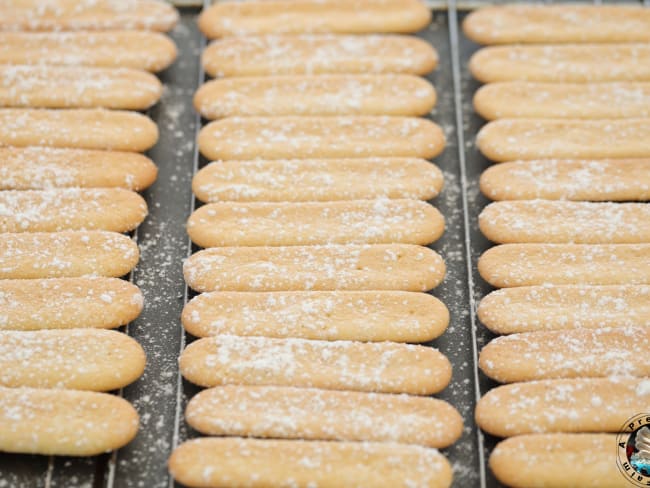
[0,188,147,233]
[0,146,157,191]
[479,327,650,383]
[0,386,139,456]
[202,35,438,77]
[479,201,650,244]
[0,31,177,72]
[187,200,444,248]
[477,118,650,162]
[169,437,452,488]
[0,0,178,32]
[476,378,650,437]
[184,244,445,293]
[0,277,143,331]
[186,385,462,448]
[0,329,145,391]
[478,285,650,334]
[0,108,158,152]
[198,0,430,38]
[478,244,650,287]
[0,230,139,279]
[194,75,436,119]
[479,159,650,201]
[475,82,650,120]
[469,44,650,83]
[490,434,624,488]
[193,158,443,203]
[463,5,650,45]
[0,65,162,110]
[198,116,445,161]
[182,290,449,342]
[180,335,451,395]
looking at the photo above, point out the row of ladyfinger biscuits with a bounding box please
[466,6,650,488]
[0,0,181,461]
[170,2,460,488]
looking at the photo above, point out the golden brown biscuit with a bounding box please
[477,118,650,162]
[0,146,157,191]
[478,244,650,287]
[194,75,436,118]
[479,327,650,382]
[198,0,430,38]
[478,285,650,334]
[476,378,650,437]
[0,108,158,151]
[0,31,177,72]
[187,200,444,248]
[479,159,650,201]
[0,65,162,110]
[181,290,449,342]
[490,434,624,488]
[479,201,650,244]
[0,386,139,456]
[0,277,143,331]
[184,244,445,292]
[0,329,145,390]
[186,385,462,448]
[0,230,139,279]
[180,335,451,395]
[469,44,650,83]
[463,5,650,45]
[474,82,650,120]
[198,116,445,160]
[169,437,453,488]
[193,158,442,203]
[0,188,147,233]
[202,35,438,77]
[0,0,178,32]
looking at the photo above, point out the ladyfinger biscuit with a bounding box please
[0,277,143,331]
[469,44,650,83]
[194,75,436,118]
[490,434,624,488]
[0,146,157,191]
[180,335,451,395]
[186,385,462,448]
[478,244,650,287]
[0,188,147,233]
[479,327,650,383]
[202,35,438,77]
[0,65,162,110]
[0,386,138,456]
[478,285,650,334]
[0,0,178,32]
[0,329,145,391]
[477,119,650,162]
[198,116,445,161]
[479,201,650,244]
[184,244,445,292]
[199,0,430,38]
[0,31,177,72]
[475,82,650,120]
[187,200,444,248]
[475,378,650,437]
[182,290,449,342]
[0,109,158,152]
[0,230,139,279]
[479,159,650,201]
[169,438,453,488]
[463,5,650,45]
[193,158,443,203]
